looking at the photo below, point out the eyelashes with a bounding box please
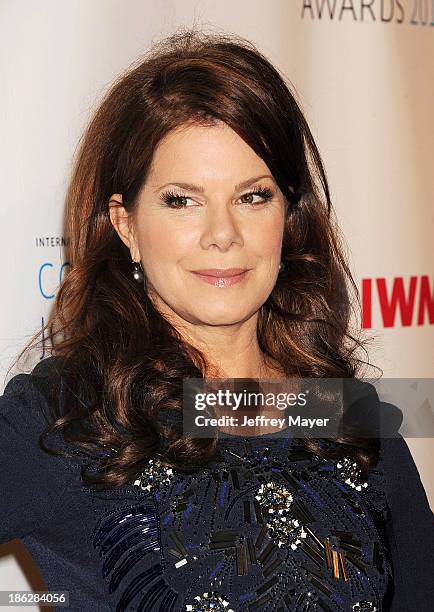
[159,185,275,209]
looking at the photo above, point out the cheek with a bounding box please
[138,218,195,269]
[249,216,284,258]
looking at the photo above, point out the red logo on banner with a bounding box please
[362,276,434,327]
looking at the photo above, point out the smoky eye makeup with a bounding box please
[159,184,276,209]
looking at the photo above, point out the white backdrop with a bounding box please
[1,0,433,606]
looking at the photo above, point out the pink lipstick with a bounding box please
[190,268,250,287]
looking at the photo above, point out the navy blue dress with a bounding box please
[1,357,433,611]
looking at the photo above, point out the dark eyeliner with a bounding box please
[239,185,274,204]
[159,184,275,209]
[159,189,192,208]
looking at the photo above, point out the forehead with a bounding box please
[146,122,270,187]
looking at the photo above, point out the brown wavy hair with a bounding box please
[13,27,383,489]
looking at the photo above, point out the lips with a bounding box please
[190,268,250,287]
[191,268,248,277]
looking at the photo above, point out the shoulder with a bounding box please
[341,379,404,438]
[376,433,434,609]
[379,432,433,517]
[0,356,80,544]
[1,355,65,428]
[370,393,431,516]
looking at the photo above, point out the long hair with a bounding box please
[12,27,382,488]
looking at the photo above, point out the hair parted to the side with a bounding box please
[12,26,383,488]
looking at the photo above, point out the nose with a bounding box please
[199,200,243,251]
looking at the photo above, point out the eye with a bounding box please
[239,186,274,206]
[159,185,275,209]
[160,190,196,209]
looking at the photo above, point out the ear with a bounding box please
[108,194,140,260]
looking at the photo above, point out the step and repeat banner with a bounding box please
[1,1,432,606]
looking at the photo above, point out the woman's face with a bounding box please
[109,121,287,328]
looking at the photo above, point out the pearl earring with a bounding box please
[132,260,144,283]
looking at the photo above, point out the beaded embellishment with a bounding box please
[185,590,235,611]
[335,457,369,492]
[352,601,378,611]
[254,480,307,550]
[132,457,175,493]
[88,437,391,611]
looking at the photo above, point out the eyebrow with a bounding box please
[154,174,276,194]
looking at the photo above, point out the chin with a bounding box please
[194,309,249,326]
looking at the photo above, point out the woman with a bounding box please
[1,29,433,612]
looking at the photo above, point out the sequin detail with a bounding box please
[254,480,307,549]
[133,457,175,493]
[86,438,391,611]
[352,601,378,611]
[185,590,235,611]
[335,457,369,491]
[91,502,180,611]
